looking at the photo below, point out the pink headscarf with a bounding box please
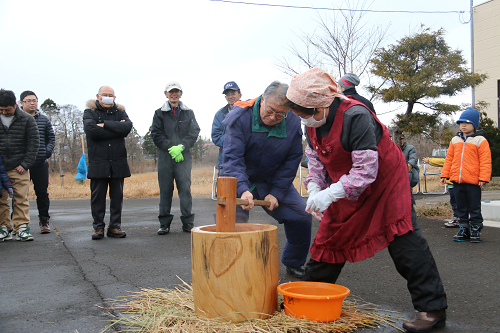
[286,68,349,108]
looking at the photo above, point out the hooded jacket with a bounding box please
[441,130,492,184]
[0,106,39,171]
[83,100,132,179]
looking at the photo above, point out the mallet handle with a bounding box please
[217,197,271,207]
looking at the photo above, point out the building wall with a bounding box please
[474,0,500,126]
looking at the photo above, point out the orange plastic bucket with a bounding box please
[277,281,350,322]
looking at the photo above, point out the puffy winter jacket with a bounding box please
[32,111,55,167]
[83,100,132,179]
[0,106,39,171]
[441,130,492,184]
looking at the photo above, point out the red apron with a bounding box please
[307,99,413,264]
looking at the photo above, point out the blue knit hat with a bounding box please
[456,107,480,129]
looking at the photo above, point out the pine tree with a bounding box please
[369,27,487,143]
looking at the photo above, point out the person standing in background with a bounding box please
[83,86,132,240]
[212,81,242,170]
[151,81,200,235]
[0,89,39,242]
[20,90,55,234]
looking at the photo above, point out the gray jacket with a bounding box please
[401,142,419,187]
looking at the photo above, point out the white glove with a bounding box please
[306,182,323,220]
[306,182,320,203]
[306,181,345,213]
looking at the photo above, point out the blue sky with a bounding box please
[0,0,488,137]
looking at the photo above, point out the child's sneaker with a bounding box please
[470,225,482,243]
[444,218,459,228]
[453,226,470,242]
[16,224,34,241]
[0,226,12,241]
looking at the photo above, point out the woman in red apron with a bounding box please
[283,68,447,333]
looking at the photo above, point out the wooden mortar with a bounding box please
[191,177,279,322]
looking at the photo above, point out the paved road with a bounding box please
[1,195,499,333]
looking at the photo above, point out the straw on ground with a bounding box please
[103,278,405,333]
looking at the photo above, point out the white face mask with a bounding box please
[100,96,114,105]
[300,109,326,128]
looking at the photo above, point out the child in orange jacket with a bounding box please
[440,107,492,243]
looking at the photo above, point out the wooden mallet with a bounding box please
[216,177,271,232]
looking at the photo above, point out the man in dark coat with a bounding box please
[83,86,132,240]
[219,81,312,279]
[20,90,55,234]
[151,81,200,234]
[0,89,39,242]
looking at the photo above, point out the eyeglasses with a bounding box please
[22,99,38,104]
[267,109,288,120]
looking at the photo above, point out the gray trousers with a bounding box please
[157,149,194,227]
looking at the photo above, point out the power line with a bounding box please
[377,107,404,115]
[208,0,466,14]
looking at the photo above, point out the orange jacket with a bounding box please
[441,132,492,184]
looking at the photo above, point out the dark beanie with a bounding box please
[456,107,480,129]
[339,73,360,89]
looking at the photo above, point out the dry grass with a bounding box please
[104,279,405,333]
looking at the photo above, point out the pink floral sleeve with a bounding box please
[339,150,379,201]
[304,145,329,190]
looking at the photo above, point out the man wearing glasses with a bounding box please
[20,91,55,234]
[219,81,312,279]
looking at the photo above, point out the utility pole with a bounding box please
[471,0,475,107]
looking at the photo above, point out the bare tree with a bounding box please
[275,0,389,87]
[52,104,84,170]
[125,127,144,165]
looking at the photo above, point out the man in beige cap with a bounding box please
[150,81,200,235]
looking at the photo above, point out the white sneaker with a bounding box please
[16,224,33,241]
[0,225,12,241]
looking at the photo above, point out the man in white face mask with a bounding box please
[83,86,133,240]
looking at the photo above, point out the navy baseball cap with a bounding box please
[222,81,240,94]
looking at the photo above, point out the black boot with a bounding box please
[39,216,51,234]
[402,310,446,332]
[157,225,170,235]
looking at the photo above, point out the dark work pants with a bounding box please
[157,150,194,227]
[453,182,483,229]
[90,178,124,230]
[234,184,312,268]
[448,186,458,217]
[303,195,447,312]
[29,162,50,219]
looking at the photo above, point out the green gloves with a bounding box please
[168,144,184,162]
[174,154,184,163]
